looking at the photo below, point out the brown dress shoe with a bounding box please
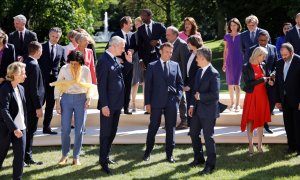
[176,122,188,130]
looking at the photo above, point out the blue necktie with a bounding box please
[163,62,168,78]
[251,31,255,42]
[147,25,152,38]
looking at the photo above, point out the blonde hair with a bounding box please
[249,47,268,64]
[135,17,142,24]
[245,15,259,25]
[75,28,95,45]
[6,62,26,81]
[74,33,89,44]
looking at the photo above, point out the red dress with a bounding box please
[241,64,271,132]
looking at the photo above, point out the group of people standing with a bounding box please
[0,8,300,179]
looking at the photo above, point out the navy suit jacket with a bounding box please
[137,22,166,66]
[8,30,38,58]
[106,30,133,76]
[184,53,199,89]
[0,44,16,80]
[191,66,220,119]
[0,82,27,133]
[22,57,45,112]
[38,42,65,82]
[240,28,271,63]
[285,26,300,55]
[171,38,189,80]
[275,54,300,108]
[96,52,125,110]
[144,60,183,108]
[247,44,278,75]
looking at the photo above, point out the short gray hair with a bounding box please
[13,14,27,24]
[6,62,26,81]
[196,47,212,62]
[167,26,179,36]
[108,36,126,47]
[49,27,62,36]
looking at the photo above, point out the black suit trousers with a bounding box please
[189,114,216,167]
[267,86,276,113]
[43,75,56,128]
[99,109,121,165]
[145,98,178,157]
[25,110,39,161]
[123,69,133,111]
[283,98,300,152]
[0,129,26,180]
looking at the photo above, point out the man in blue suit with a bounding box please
[97,36,132,174]
[143,42,183,163]
[22,41,45,165]
[285,13,300,55]
[240,15,271,63]
[38,27,65,134]
[247,30,278,133]
[188,47,220,175]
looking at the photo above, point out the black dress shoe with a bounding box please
[124,110,132,115]
[24,159,43,165]
[287,148,296,154]
[188,159,205,167]
[43,128,58,135]
[101,164,112,175]
[143,153,150,161]
[166,156,175,163]
[108,159,117,164]
[144,112,150,114]
[264,127,273,134]
[199,165,214,176]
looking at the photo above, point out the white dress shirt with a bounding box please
[54,64,92,99]
[63,42,76,60]
[160,59,169,71]
[49,42,57,60]
[13,87,26,130]
[201,63,211,79]
[187,53,196,77]
[283,56,293,81]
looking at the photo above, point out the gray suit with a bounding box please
[170,38,189,123]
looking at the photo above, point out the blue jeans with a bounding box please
[60,93,86,159]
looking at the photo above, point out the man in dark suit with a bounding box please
[247,30,278,133]
[138,9,166,70]
[8,14,38,62]
[240,14,271,63]
[285,13,300,55]
[275,43,300,157]
[38,27,65,134]
[97,36,132,174]
[0,29,15,86]
[107,16,134,114]
[143,42,183,163]
[22,41,45,165]
[166,26,189,130]
[188,47,220,175]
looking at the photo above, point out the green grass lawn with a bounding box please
[1,145,299,179]
[94,40,231,92]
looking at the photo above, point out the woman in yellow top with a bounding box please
[51,50,94,165]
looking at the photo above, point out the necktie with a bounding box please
[147,25,152,38]
[19,32,23,48]
[283,61,290,81]
[198,68,203,79]
[50,45,54,61]
[251,31,255,42]
[298,29,300,38]
[125,34,130,46]
[163,62,168,78]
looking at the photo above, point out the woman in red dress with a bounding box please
[241,47,273,154]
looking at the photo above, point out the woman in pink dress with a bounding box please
[178,17,202,42]
[75,33,96,84]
